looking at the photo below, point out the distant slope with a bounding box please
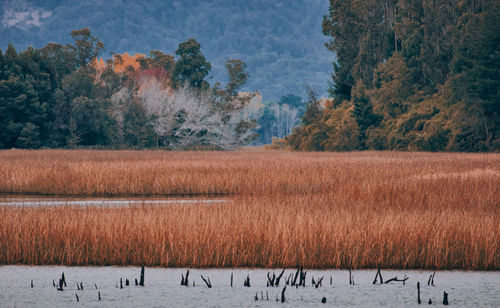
[0,0,333,101]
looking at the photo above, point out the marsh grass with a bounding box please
[0,149,498,269]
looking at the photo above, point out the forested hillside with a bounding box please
[287,0,500,151]
[0,0,331,101]
[1,1,499,151]
[0,27,266,149]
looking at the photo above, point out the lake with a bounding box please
[0,266,498,307]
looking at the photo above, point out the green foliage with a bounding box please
[70,28,104,68]
[224,59,248,98]
[173,39,211,89]
[351,83,382,148]
[122,99,156,148]
[15,122,41,148]
[288,0,500,152]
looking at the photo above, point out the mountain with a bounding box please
[0,0,333,101]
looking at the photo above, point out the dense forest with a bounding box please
[0,0,331,101]
[287,0,500,151]
[1,1,499,151]
[0,29,269,149]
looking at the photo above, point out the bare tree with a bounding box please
[114,78,259,149]
[273,104,299,138]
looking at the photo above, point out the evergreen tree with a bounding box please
[173,39,211,89]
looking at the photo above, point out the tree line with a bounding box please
[0,29,260,149]
[287,0,499,151]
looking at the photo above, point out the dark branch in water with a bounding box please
[443,291,449,305]
[417,282,421,304]
[200,275,212,288]
[385,275,408,284]
[314,276,324,288]
[181,270,189,286]
[373,267,383,284]
[428,272,435,286]
[281,286,286,303]
[139,266,145,286]
[275,269,285,286]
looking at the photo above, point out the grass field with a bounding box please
[0,149,498,269]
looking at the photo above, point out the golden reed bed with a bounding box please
[0,149,499,269]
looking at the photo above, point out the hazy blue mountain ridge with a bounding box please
[1,0,333,100]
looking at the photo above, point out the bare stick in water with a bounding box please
[139,266,145,286]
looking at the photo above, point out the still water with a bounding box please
[0,266,498,307]
[0,196,226,207]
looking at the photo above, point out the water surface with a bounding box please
[0,266,498,307]
[0,195,226,207]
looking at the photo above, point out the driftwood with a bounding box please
[373,267,383,284]
[291,268,300,286]
[300,269,307,287]
[56,273,66,291]
[417,282,421,304]
[267,272,276,287]
[275,269,285,286]
[244,275,251,287]
[385,275,409,285]
[314,276,324,288]
[267,269,285,287]
[57,278,64,291]
[443,291,449,305]
[181,270,190,286]
[139,266,145,286]
[428,272,435,286]
[281,286,286,303]
[200,275,212,288]
[291,267,306,287]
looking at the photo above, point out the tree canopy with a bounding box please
[287,0,500,152]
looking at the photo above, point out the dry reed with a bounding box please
[0,149,498,269]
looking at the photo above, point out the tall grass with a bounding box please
[0,149,498,269]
